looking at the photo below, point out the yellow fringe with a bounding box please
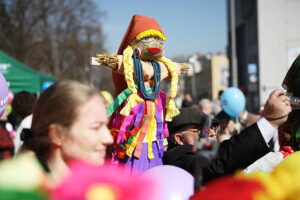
[165,97,180,121]
[123,46,138,94]
[125,129,142,157]
[147,102,156,159]
[120,45,144,116]
[120,93,144,116]
[136,29,166,41]
[158,57,180,121]
[237,151,300,200]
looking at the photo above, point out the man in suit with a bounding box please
[163,89,291,187]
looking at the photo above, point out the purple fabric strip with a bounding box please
[155,102,164,157]
[110,112,123,129]
[157,91,169,138]
[134,102,145,127]
[121,142,163,174]
[159,90,167,109]
[163,121,169,138]
[117,104,140,144]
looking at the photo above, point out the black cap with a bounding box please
[168,107,205,134]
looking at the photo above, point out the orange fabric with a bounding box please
[113,15,164,96]
[134,100,152,158]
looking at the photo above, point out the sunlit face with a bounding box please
[60,95,113,165]
[208,123,219,141]
[178,124,200,146]
[208,128,217,141]
[200,104,213,115]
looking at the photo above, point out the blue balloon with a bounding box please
[221,87,246,118]
[42,81,53,91]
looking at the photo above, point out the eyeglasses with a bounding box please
[181,129,200,136]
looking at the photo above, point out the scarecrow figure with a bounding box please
[91,14,189,172]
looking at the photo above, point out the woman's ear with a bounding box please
[48,124,63,147]
[174,133,184,145]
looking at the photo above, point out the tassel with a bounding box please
[120,93,144,116]
[147,102,156,159]
[165,97,180,121]
[125,129,142,157]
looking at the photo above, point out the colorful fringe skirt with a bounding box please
[107,88,169,172]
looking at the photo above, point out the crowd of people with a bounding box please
[0,77,297,199]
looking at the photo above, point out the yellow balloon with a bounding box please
[100,90,113,105]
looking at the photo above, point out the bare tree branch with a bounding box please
[0,0,111,91]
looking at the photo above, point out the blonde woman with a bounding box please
[21,80,113,183]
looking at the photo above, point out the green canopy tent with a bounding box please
[0,50,58,93]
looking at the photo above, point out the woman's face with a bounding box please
[179,125,200,146]
[60,95,113,165]
[208,128,217,140]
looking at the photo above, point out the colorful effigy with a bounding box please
[91,15,189,171]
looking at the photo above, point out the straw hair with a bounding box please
[136,29,166,41]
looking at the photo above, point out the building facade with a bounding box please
[183,54,229,102]
[227,0,300,112]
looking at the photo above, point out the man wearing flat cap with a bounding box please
[163,107,216,186]
[163,90,292,186]
[167,107,206,148]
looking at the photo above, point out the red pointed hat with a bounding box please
[113,15,164,96]
[117,14,164,54]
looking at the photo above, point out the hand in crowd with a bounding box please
[261,89,292,128]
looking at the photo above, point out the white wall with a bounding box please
[258,0,300,105]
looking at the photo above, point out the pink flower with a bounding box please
[51,160,160,200]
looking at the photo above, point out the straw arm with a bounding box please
[90,54,189,81]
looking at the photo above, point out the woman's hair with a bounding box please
[22,80,101,161]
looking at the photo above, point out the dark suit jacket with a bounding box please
[163,122,270,186]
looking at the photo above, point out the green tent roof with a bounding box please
[0,50,58,93]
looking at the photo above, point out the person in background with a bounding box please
[167,107,204,148]
[181,92,194,108]
[215,110,238,143]
[21,80,113,183]
[212,90,223,115]
[0,112,14,160]
[207,119,220,141]
[8,91,37,154]
[199,98,214,137]
[7,91,37,130]
[14,114,32,154]
[0,104,15,139]
[199,98,213,116]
